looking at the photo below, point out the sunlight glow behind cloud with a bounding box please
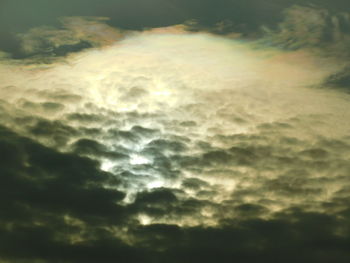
[1,28,350,226]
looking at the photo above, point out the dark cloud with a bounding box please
[182,177,209,190]
[2,0,350,59]
[129,209,350,263]
[2,114,350,262]
[0,125,149,262]
[325,66,350,92]
[260,4,350,64]
[72,138,128,160]
[27,119,79,147]
[66,113,103,123]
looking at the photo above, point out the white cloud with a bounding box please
[1,27,350,225]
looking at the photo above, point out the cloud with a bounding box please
[261,5,350,59]
[0,125,143,262]
[1,12,350,262]
[15,16,126,59]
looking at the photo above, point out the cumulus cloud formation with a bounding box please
[1,2,350,263]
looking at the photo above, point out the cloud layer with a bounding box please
[1,3,350,263]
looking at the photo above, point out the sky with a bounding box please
[1,1,350,262]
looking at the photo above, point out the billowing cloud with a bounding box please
[1,4,350,263]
